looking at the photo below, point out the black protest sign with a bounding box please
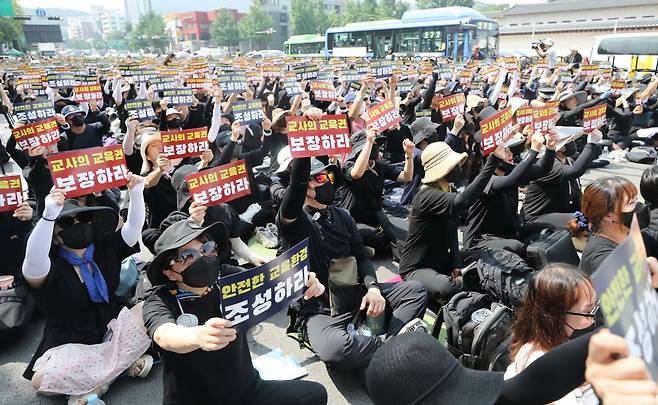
[47,73,76,88]
[125,98,157,121]
[232,99,265,125]
[370,60,393,79]
[340,69,363,82]
[218,72,247,94]
[163,88,194,106]
[284,80,303,97]
[293,65,319,81]
[150,76,178,91]
[13,100,56,123]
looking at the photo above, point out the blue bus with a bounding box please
[325,7,498,60]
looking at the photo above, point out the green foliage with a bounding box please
[415,0,474,9]
[210,8,240,49]
[474,3,508,12]
[129,11,170,53]
[65,38,91,50]
[105,30,128,50]
[238,0,274,50]
[340,0,408,24]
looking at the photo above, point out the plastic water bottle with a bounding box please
[87,394,105,405]
[602,146,610,159]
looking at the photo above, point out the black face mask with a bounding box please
[167,119,182,129]
[499,161,515,174]
[563,142,577,157]
[568,322,599,340]
[621,202,651,229]
[219,123,231,133]
[313,182,335,205]
[179,256,220,288]
[70,115,85,127]
[444,165,462,183]
[58,222,95,249]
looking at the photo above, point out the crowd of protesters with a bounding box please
[1,39,658,405]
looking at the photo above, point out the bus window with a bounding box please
[373,31,393,58]
[598,36,658,56]
[474,30,498,57]
[420,28,444,53]
[396,29,421,54]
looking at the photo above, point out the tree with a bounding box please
[415,0,474,8]
[65,38,91,50]
[129,11,170,53]
[106,30,128,50]
[238,0,274,50]
[378,0,408,19]
[210,8,240,51]
[341,0,407,24]
[291,0,318,36]
[0,1,25,50]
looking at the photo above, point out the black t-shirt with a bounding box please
[340,160,401,220]
[145,174,178,228]
[383,125,412,163]
[142,275,260,405]
[65,122,106,150]
[579,234,618,275]
[203,203,242,238]
[24,230,139,379]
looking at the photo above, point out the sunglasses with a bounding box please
[56,212,94,229]
[170,240,218,266]
[312,172,335,184]
[566,301,600,318]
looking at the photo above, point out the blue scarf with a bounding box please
[58,244,109,303]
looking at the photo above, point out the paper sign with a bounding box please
[11,118,60,150]
[612,80,625,95]
[284,80,302,97]
[532,105,557,135]
[75,74,98,86]
[150,76,178,91]
[310,81,337,102]
[583,104,607,133]
[581,65,599,77]
[516,106,534,126]
[0,174,24,212]
[126,98,157,121]
[459,70,472,86]
[186,77,212,90]
[293,65,319,81]
[361,99,401,132]
[340,69,363,82]
[218,72,247,94]
[286,114,351,158]
[13,100,55,123]
[161,127,208,159]
[262,64,283,78]
[434,93,466,122]
[480,106,513,156]
[163,88,194,107]
[186,159,251,206]
[416,109,432,118]
[47,145,129,198]
[232,100,264,125]
[73,84,103,102]
[220,239,309,332]
[370,60,393,79]
[47,73,76,88]
[592,217,658,381]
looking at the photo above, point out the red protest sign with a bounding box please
[161,127,209,159]
[186,160,251,207]
[0,174,24,212]
[532,105,557,135]
[459,70,472,86]
[612,80,625,95]
[361,99,401,132]
[47,145,129,198]
[73,84,103,102]
[11,118,60,150]
[516,106,534,126]
[310,81,337,102]
[286,114,351,158]
[433,93,465,122]
[480,106,514,156]
[583,104,607,133]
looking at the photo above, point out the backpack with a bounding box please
[0,283,34,342]
[625,146,657,164]
[433,291,513,371]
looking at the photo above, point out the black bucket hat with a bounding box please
[310,158,338,176]
[146,219,229,286]
[171,164,199,211]
[56,199,118,242]
[410,117,439,146]
[366,332,503,405]
[347,129,387,161]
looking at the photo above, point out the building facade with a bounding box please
[165,9,243,49]
[487,0,658,58]
[124,0,152,27]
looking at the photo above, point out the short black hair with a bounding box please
[641,165,658,207]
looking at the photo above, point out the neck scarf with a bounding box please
[59,244,109,303]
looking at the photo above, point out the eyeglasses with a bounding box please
[566,301,600,319]
[56,212,94,228]
[170,241,218,266]
[312,172,335,184]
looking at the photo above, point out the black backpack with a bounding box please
[433,291,513,371]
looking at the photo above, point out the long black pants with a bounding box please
[245,379,327,405]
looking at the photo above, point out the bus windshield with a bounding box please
[597,36,658,56]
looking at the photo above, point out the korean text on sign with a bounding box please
[284,80,302,97]
[532,105,557,135]
[480,106,514,156]
[150,77,178,91]
[13,100,56,124]
[293,65,319,81]
[186,78,212,90]
[370,60,393,79]
[47,73,76,88]
[310,81,337,102]
[220,239,310,332]
[361,99,401,132]
[219,73,247,94]
[73,84,103,102]
[612,80,625,95]
[185,159,251,207]
[0,174,24,212]
[11,118,60,150]
[232,100,264,125]
[46,144,129,198]
[434,93,465,123]
[583,104,607,133]
[125,98,158,121]
[161,127,208,159]
[515,106,534,126]
[286,114,351,158]
[163,88,194,107]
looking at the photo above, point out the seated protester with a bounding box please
[576,176,652,275]
[400,118,439,206]
[445,113,481,188]
[161,107,185,132]
[382,124,413,164]
[21,176,152,405]
[122,117,161,176]
[463,131,558,256]
[142,219,327,405]
[57,104,110,150]
[339,126,414,260]
[268,108,294,171]
[640,165,658,241]
[506,264,599,403]
[83,99,111,130]
[399,142,505,307]
[270,146,293,214]
[608,88,650,150]
[522,129,603,228]
[185,95,207,129]
[277,151,427,370]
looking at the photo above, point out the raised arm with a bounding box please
[120,173,146,247]
[453,151,502,210]
[280,157,311,224]
[350,126,377,180]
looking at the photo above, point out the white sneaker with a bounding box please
[397,318,429,335]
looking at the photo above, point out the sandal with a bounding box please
[127,354,154,378]
[66,385,109,405]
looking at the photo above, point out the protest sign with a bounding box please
[11,118,60,150]
[459,70,472,86]
[515,105,534,126]
[73,84,103,102]
[480,106,513,156]
[370,60,393,79]
[286,114,351,158]
[310,81,337,102]
[433,93,465,123]
[293,65,319,81]
[186,159,251,207]
[220,238,309,331]
[46,73,76,88]
[361,99,401,132]
[284,80,302,97]
[150,76,178,91]
[612,80,625,96]
[163,88,194,107]
[232,100,265,125]
[47,145,129,198]
[582,103,607,133]
[397,79,414,93]
[129,68,156,83]
[13,100,55,123]
[262,63,283,78]
[218,72,247,94]
[0,175,24,213]
[581,64,599,77]
[416,109,432,118]
[186,77,212,90]
[532,105,557,135]
[340,69,363,82]
[75,74,98,86]
[125,98,157,121]
[592,217,658,381]
[161,127,208,159]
